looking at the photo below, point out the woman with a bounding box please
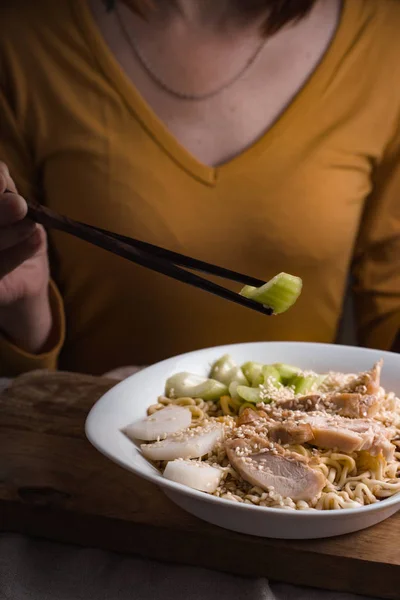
[0,0,399,376]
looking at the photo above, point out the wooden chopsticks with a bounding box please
[23,198,273,316]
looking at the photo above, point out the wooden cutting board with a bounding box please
[1,371,399,599]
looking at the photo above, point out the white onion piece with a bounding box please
[141,425,223,461]
[122,405,192,441]
[164,460,223,492]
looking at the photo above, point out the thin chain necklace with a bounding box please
[115,2,268,102]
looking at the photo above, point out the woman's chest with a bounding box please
[43,112,373,278]
[87,0,341,167]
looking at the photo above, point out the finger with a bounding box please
[0,228,42,279]
[30,224,48,256]
[0,162,17,194]
[0,192,28,226]
[0,220,37,251]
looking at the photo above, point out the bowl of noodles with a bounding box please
[85,342,400,539]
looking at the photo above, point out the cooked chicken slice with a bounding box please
[237,407,259,427]
[275,395,320,412]
[225,439,325,502]
[237,407,269,427]
[268,422,314,445]
[335,419,396,459]
[358,394,383,418]
[341,418,394,438]
[276,393,381,419]
[343,360,383,395]
[326,393,364,418]
[308,422,363,453]
[303,414,396,459]
[360,434,394,461]
[325,393,382,418]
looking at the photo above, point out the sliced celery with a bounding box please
[291,374,326,395]
[165,372,228,401]
[240,272,302,314]
[229,380,240,401]
[237,385,275,405]
[236,385,262,404]
[240,285,257,298]
[225,367,248,388]
[241,361,264,387]
[261,365,282,388]
[210,354,236,383]
[210,354,248,386]
[291,374,316,395]
[273,363,302,384]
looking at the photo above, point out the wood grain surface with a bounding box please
[1,371,399,599]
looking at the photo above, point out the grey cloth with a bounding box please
[0,534,381,600]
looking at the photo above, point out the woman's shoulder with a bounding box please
[344,0,400,85]
[357,0,400,39]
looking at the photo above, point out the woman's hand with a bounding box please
[0,162,53,353]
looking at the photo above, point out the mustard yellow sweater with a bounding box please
[0,0,399,375]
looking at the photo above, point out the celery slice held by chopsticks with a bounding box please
[240,272,302,315]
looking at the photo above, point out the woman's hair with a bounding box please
[105,1,318,35]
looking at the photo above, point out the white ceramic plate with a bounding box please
[85,342,400,539]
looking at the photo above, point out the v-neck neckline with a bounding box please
[73,0,353,186]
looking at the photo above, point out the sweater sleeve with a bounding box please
[352,122,400,351]
[0,280,65,376]
[0,78,66,376]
